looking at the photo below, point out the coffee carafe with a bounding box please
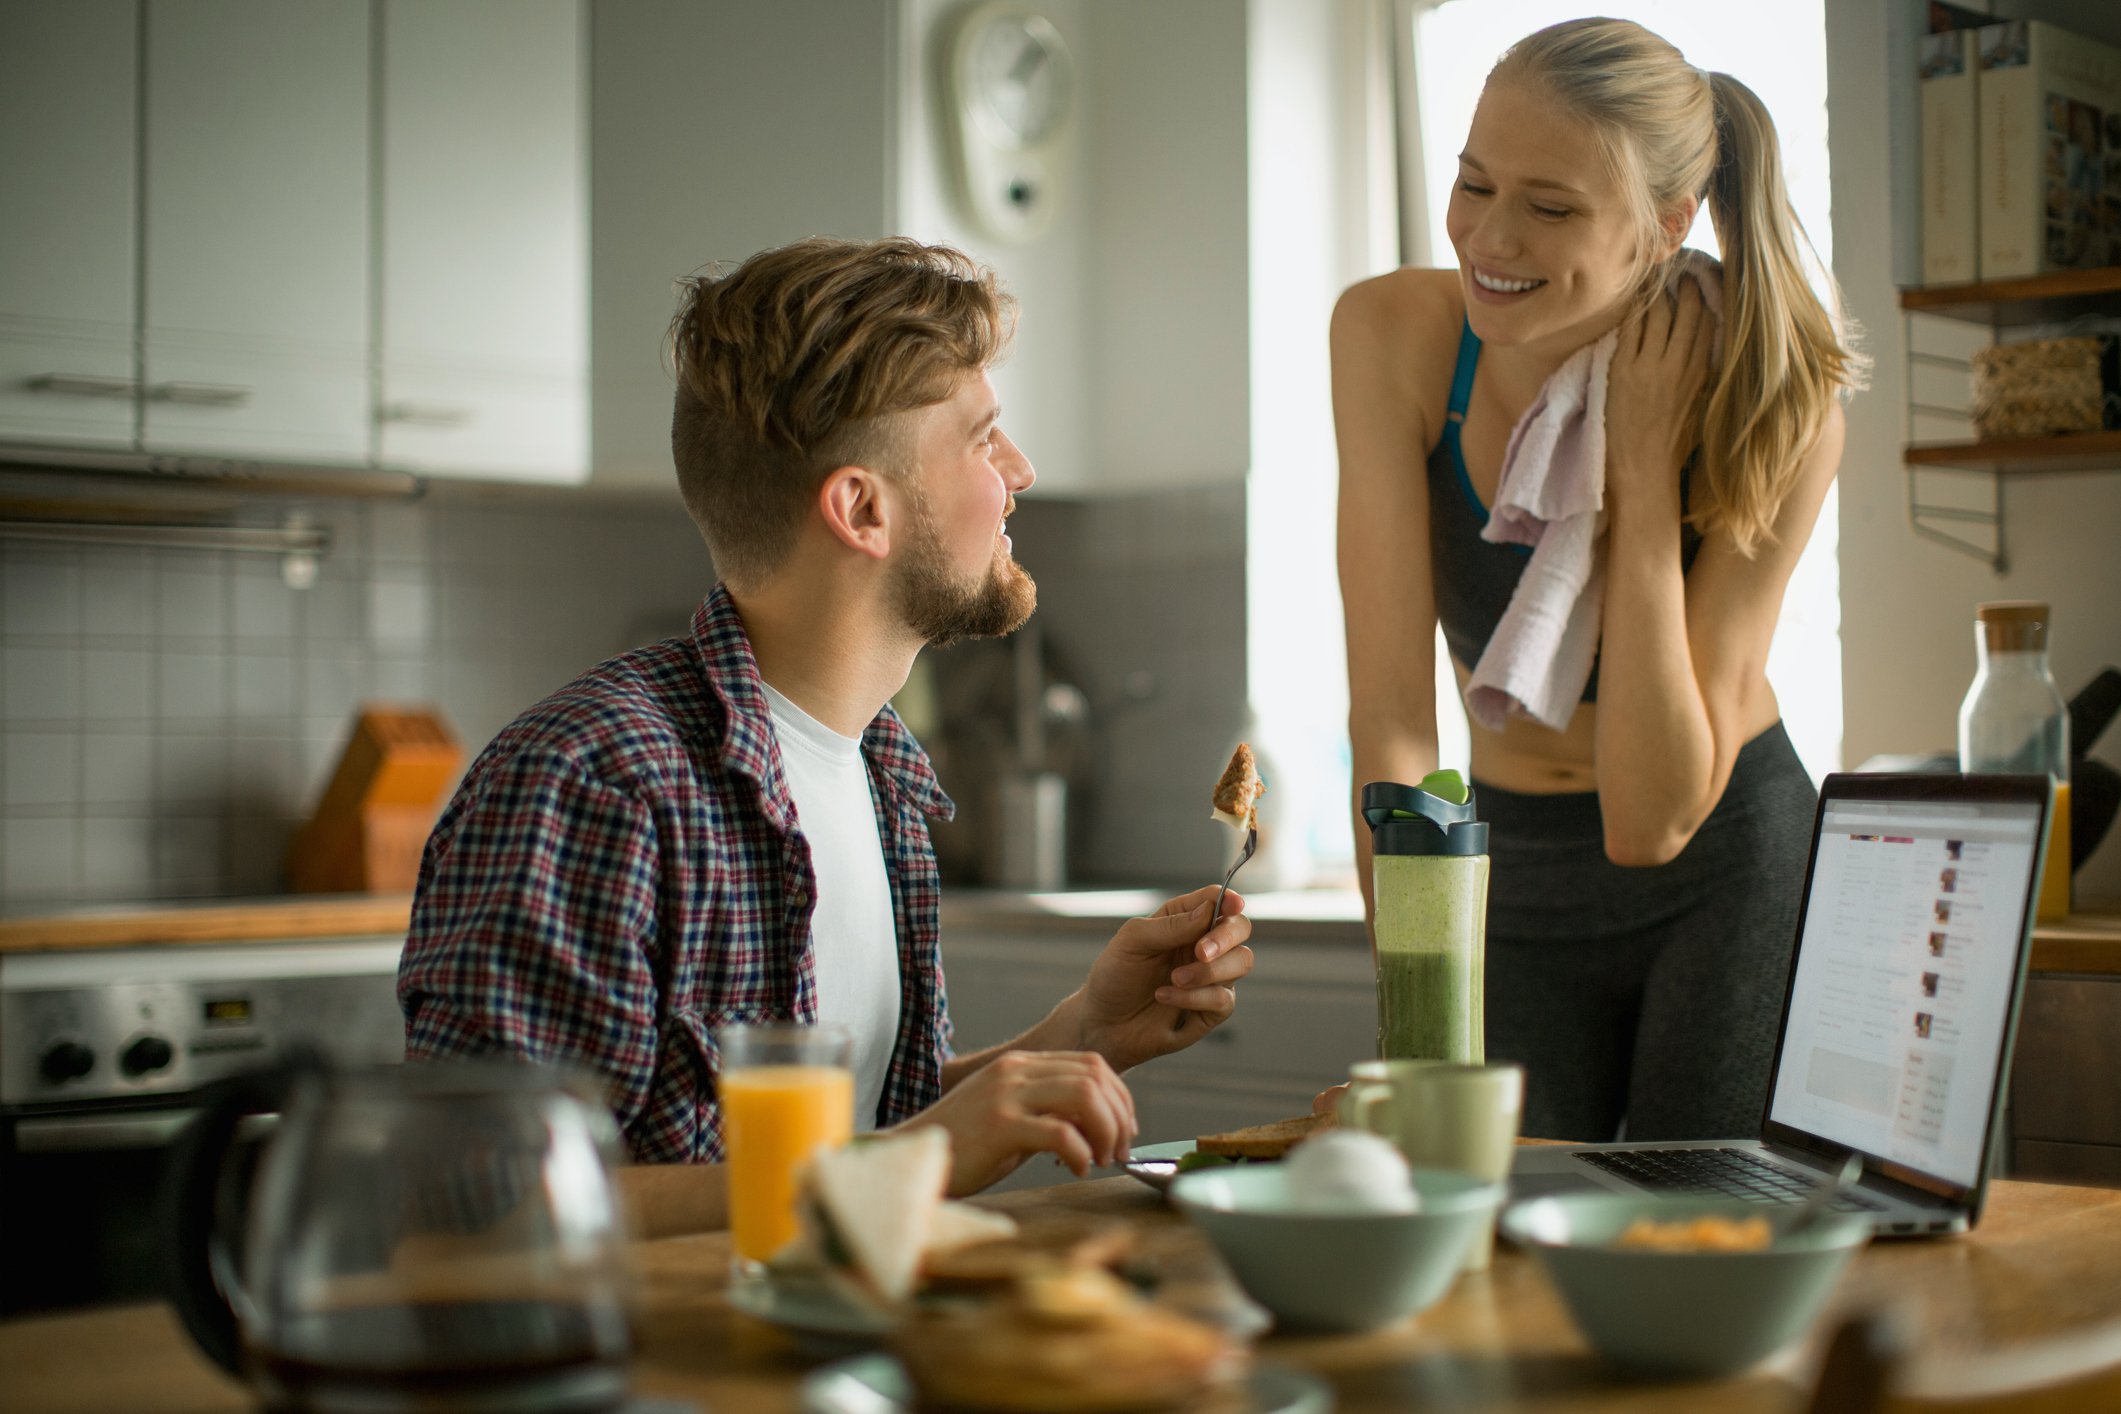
[1364,773,1490,1064]
[165,1051,635,1413]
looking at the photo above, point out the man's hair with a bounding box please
[667,237,1015,587]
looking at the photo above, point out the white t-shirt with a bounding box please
[760,683,903,1130]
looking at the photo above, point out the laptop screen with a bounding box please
[1765,780,2045,1197]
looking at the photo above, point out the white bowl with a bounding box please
[1170,1165,1503,1332]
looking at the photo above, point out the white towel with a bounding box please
[1463,251,1724,733]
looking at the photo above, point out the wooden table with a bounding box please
[4,1173,2118,1414]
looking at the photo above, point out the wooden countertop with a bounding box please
[0,895,413,953]
[5,1172,2117,1414]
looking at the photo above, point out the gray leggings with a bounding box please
[1480,722,1818,1143]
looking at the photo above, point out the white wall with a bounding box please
[1828,0,2121,903]
[893,0,1252,497]
[1082,0,1251,491]
[894,0,1093,495]
[589,0,895,487]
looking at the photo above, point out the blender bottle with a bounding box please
[1364,775,1490,1063]
[1959,600,2071,922]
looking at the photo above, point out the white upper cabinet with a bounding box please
[379,0,587,483]
[0,2,140,449]
[142,0,373,464]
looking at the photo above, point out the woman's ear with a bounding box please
[1657,195,1700,260]
[816,466,893,562]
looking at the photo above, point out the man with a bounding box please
[398,237,1254,1215]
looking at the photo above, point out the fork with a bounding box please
[1211,825,1257,931]
[1173,826,1256,1032]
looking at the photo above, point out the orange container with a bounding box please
[287,706,462,894]
[722,1064,855,1264]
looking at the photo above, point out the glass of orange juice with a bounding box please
[718,1022,854,1277]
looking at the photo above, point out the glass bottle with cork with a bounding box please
[1959,600,2071,922]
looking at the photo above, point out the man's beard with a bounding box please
[892,496,1037,648]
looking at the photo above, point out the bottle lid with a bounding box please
[1362,780,1489,856]
[1977,600,2048,652]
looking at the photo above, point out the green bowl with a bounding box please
[1500,1193,1871,1377]
[1170,1166,1503,1332]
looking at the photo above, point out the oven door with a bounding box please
[0,1100,280,1315]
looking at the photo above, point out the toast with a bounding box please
[1194,1111,1334,1160]
[1210,743,1265,830]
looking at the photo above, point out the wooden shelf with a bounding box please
[2032,904,2121,977]
[1901,266,2121,325]
[1905,430,2121,474]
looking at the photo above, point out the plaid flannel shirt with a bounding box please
[398,584,957,1162]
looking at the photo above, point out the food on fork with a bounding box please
[1611,1212,1774,1253]
[893,1264,1242,1413]
[1210,743,1266,830]
[1193,1111,1335,1160]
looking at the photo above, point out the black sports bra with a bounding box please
[1425,320,1701,704]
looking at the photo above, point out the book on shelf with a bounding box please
[1921,27,1980,286]
[1976,19,2121,280]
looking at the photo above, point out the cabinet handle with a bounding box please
[150,382,253,408]
[379,401,476,429]
[27,373,140,399]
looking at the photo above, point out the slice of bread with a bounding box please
[1194,1111,1334,1160]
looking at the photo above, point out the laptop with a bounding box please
[1509,772,2053,1236]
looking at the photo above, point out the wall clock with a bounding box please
[946,3,1077,243]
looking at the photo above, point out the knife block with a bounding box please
[287,706,463,894]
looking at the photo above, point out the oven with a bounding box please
[0,936,407,1314]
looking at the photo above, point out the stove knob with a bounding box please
[121,1035,176,1078]
[39,1041,96,1084]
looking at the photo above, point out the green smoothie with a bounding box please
[1373,853,1489,1063]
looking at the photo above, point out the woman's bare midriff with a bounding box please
[1454,660,1784,796]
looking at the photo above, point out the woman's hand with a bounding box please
[1605,279,1713,512]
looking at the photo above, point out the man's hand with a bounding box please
[897,1050,1137,1196]
[1057,886,1256,1073]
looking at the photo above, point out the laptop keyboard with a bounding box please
[1576,1148,1888,1211]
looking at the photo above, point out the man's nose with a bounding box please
[996,429,1035,492]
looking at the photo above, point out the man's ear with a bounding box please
[816,465,894,561]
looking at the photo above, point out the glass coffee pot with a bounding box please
[166,1052,634,1413]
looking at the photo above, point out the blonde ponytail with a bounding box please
[1696,71,1868,554]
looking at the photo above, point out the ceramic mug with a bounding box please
[1339,1059,1524,1270]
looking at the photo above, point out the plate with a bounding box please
[728,1270,893,1353]
[1121,1138,1201,1191]
[800,1352,1335,1414]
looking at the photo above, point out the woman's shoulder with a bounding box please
[1332,268,1467,390]
[1334,267,1463,338]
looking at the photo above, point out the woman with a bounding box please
[1332,18,1865,1141]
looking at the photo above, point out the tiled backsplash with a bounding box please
[0,493,713,907]
[0,481,1247,909]
[932,483,1249,888]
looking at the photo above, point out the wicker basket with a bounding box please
[1969,335,2118,441]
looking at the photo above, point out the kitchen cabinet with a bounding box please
[940,923,1374,1147]
[141,0,373,465]
[379,0,588,483]
[0,2,139,450]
